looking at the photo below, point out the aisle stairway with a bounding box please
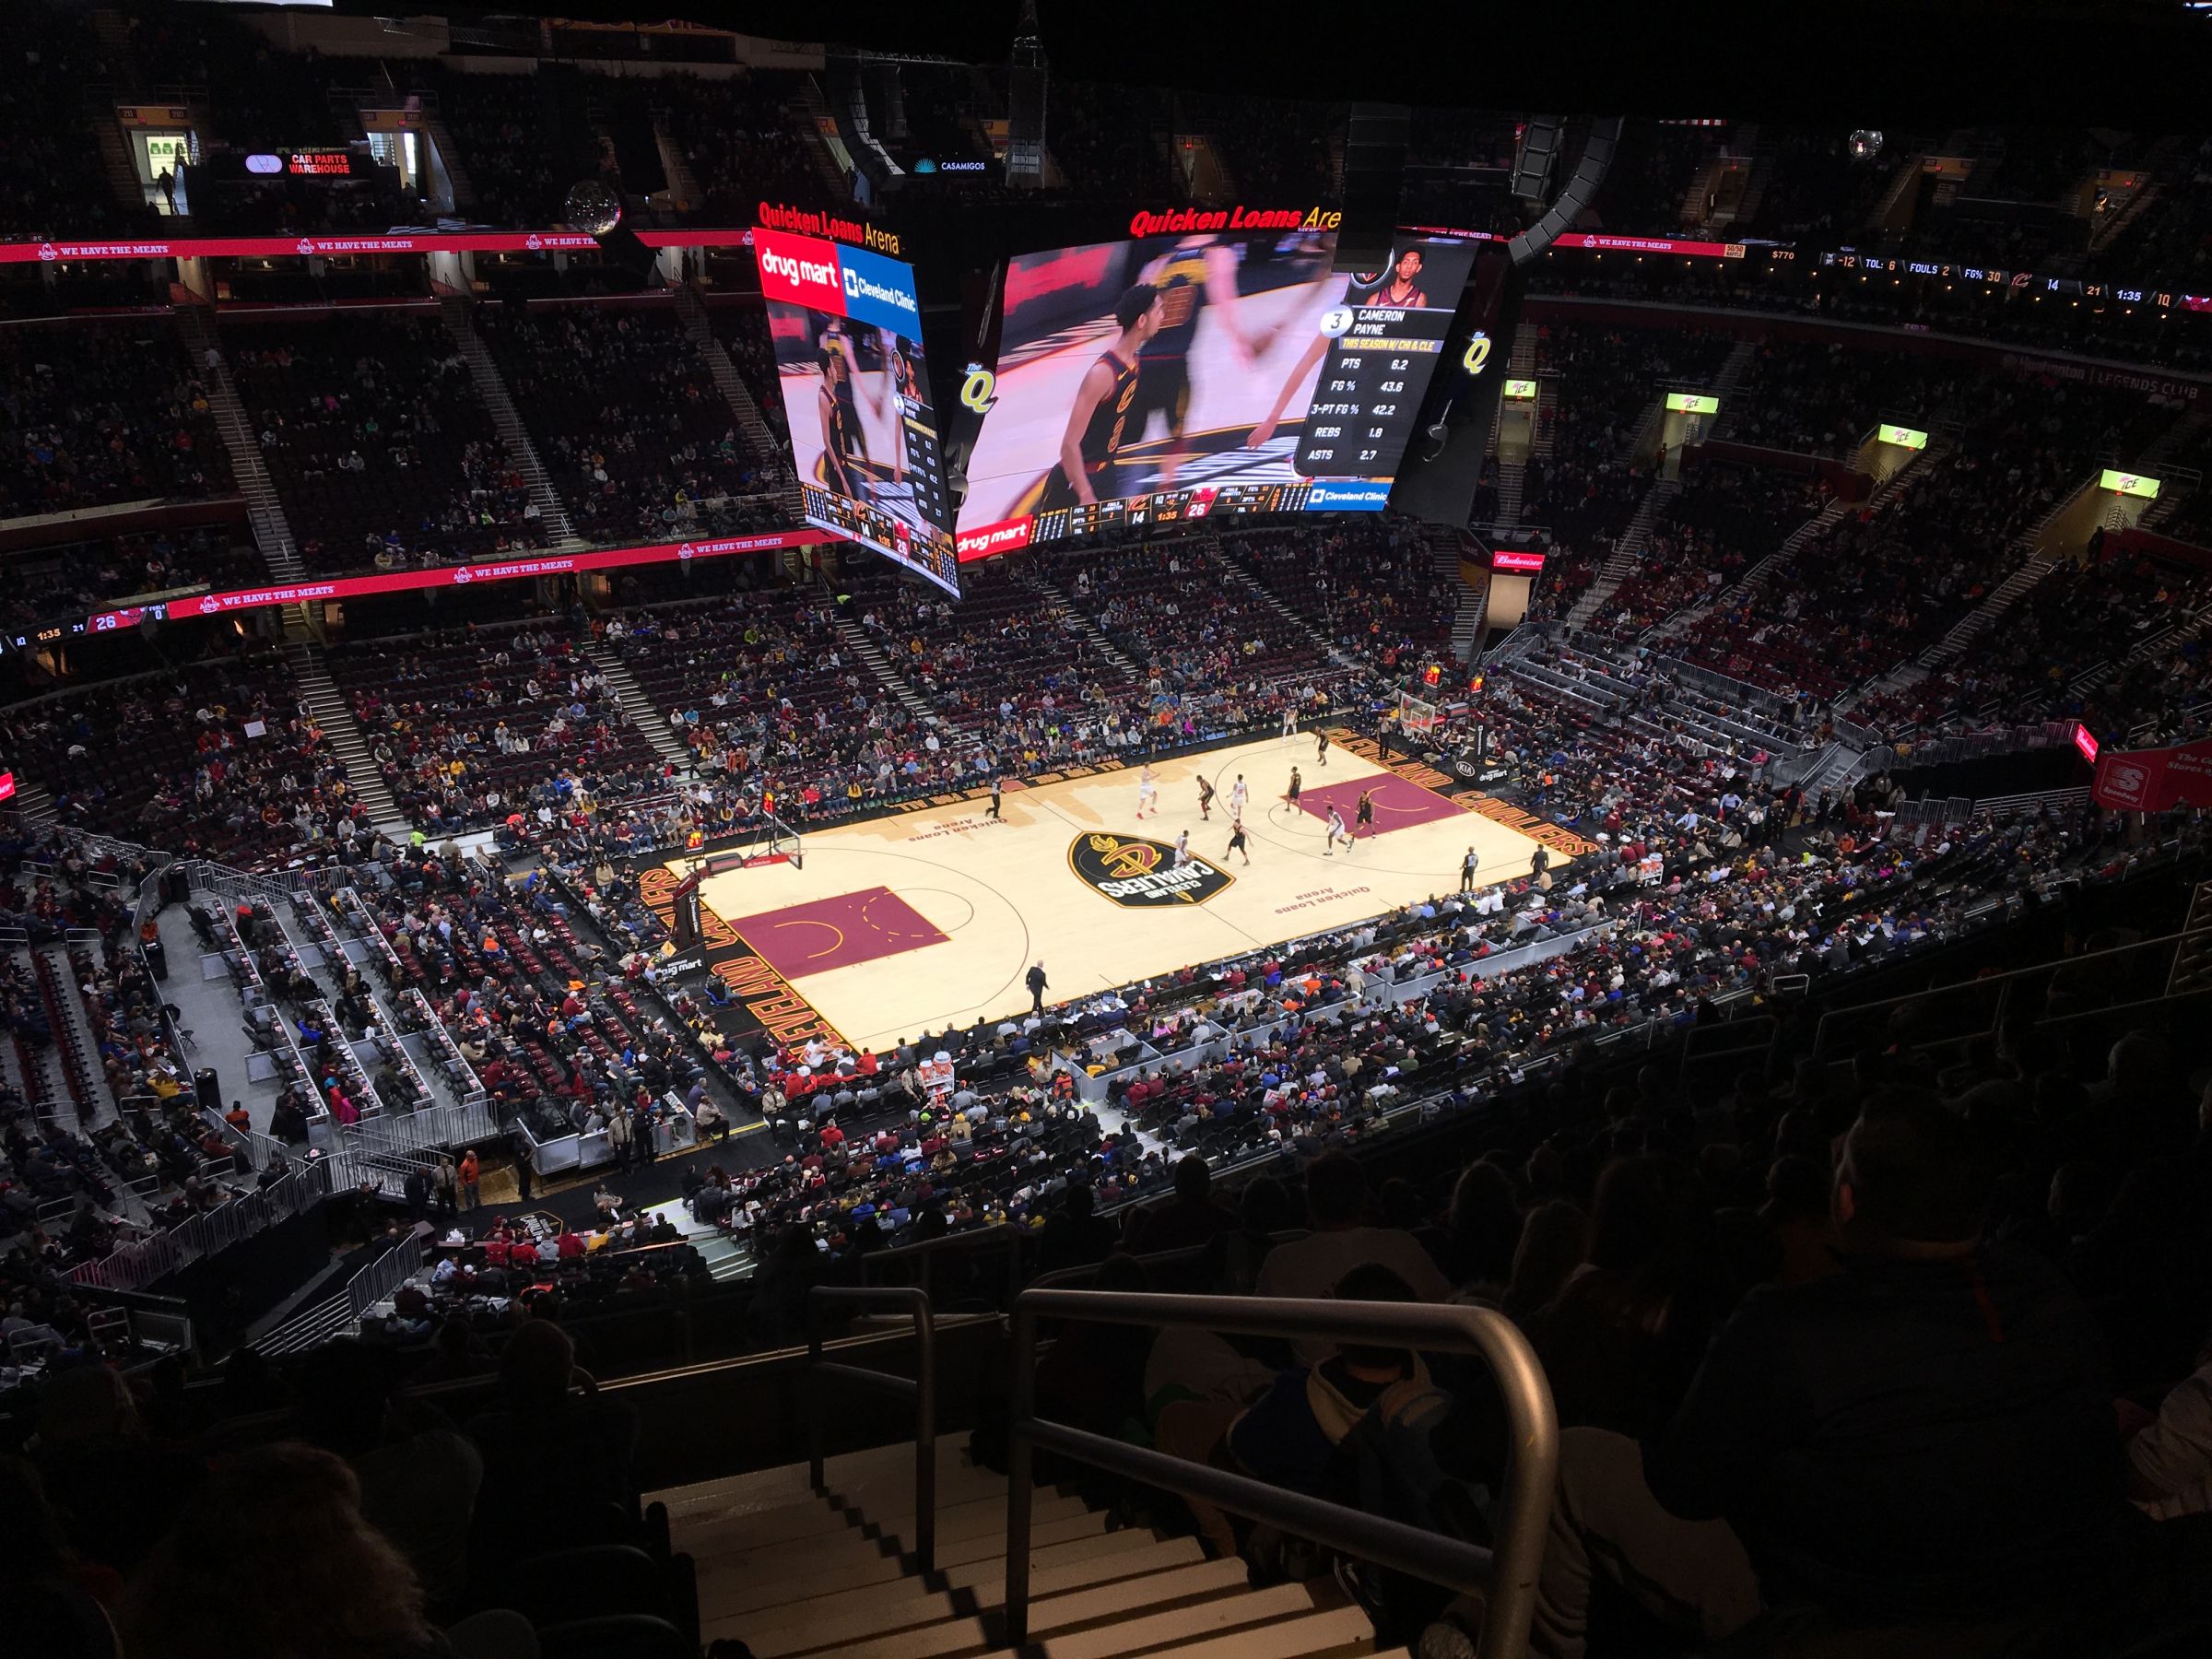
[828,613,937,724]
[284,640,406,831]
[440,294,582,549]
[1564,477,1680,629]
[672,281,801,523]
[173,307,306,582]
[656,1439,1394,1659]
[583,641,696,771]
[1643,440,1934,646]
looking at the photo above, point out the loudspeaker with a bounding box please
[594,226,659,284]
[1335,103,1408,274]
[825,52,903,203]
[1508,117,1621,265]
[1511,116,1561,203]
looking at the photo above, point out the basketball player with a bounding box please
[1371,245,1430,310]
[1281,704,1299,748]
[1196,774,1216,820]
[1283,765,1303,815]
[1316,730,1331,768]
[1225,816,1252,865]
[1355,788,1376,841]
[1132,235,1265,494]
[1041,284,1163,512]
[1324,805,1348,856]
[816,337,866,500]
[1229,773,1250,820]
[1172,828,1192,868]
[1135,763,1159,819]
[879,329,923,490]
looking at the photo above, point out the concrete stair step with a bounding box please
[734,1539,1209,1655]
[773,1558,1260,1659]
[1030,1583,1323,1659]
[699,1509,1112,1611]
[1127,1606,1382,1659]
[659,1441,993,1534]
[708,1524,1166,1625]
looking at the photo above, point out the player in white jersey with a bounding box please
[1228,773,1250,819]
[1135,764,1159,819]
[1324,805,1347,855]
[1172,829,1192,867]
[1280,705,1299,748]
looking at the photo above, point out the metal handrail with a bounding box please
[805,1285,939,1573]
[1003,1291,1557,1657]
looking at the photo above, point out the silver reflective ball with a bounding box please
[1848,130,1885,161]
[563,180,622,235]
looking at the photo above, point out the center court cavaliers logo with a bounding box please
[1068,832,1233,908]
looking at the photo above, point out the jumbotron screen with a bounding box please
[756,228,959,594]
[957,229,1478,550]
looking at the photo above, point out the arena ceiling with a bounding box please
[444,1,2212,128]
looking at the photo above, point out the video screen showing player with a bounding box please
[757,227,959,594]
[958,229,1342,531]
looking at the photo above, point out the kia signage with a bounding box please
[82,529,832,634]
[2100,468,2162,500]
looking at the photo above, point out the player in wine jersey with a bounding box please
[1040,284,1163,512]
[1371,246,1430,310]
[1131,236,1265,494]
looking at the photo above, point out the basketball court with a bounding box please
[668,732,1575,1054]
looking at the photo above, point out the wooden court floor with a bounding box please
[677,732,1569,1054]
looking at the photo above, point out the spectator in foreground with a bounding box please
[119,1442,446,1659]
[1256,1151,1451,1359]
[1533,1090,2196,1657]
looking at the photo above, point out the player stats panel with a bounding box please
[1295,236,1482,501]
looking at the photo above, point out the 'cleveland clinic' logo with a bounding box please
[1067,832,1232,908]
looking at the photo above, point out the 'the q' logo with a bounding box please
[960,368,997,415]
[1463,332,1492,376]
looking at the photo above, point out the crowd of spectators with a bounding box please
[607,587,960,828]
[478,301,779,545]
[1593,462,1822,640]
[3,651,366,869]
[1219,520,1456,676]
[1,528,263,631]
[0,3,149,241]
[653,72,818,220]
[227,314,543,575]
[330,620,670,835]
[840,556,1133,747]
[0,324,233,520]
[1679,376,2173,699]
